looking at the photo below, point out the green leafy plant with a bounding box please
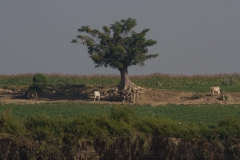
[32,73,48,84]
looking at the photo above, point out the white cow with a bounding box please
[93,91,101,101]
[210,86,222,96]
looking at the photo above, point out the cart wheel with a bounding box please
[28,91,38,99]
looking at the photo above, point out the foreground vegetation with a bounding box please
[0,105,240,159]
[1,103,240,138]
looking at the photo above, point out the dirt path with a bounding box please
[1,88,240,106]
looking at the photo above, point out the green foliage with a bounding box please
[24,114,64,140]
[1,73,240,89]
[32,73,48,83]
[110,106,135,123]
[0,107,240,140]
[0,74,32,85]
[135,117,167,134]
[72,18,158,70]
[0,110,25,135]
[217,117,240,139]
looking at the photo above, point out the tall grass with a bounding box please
[1,73,240,87]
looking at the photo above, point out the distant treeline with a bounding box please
[0,73,240,86]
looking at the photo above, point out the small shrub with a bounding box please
[191,92,203,99]
[33,73,48,84]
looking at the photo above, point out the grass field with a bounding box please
[0,103,239,126]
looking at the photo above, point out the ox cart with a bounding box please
[24,83,56,99]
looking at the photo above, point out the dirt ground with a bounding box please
[0,88,240,106]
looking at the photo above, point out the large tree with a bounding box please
[72,18,158,90]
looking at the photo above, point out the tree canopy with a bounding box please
[72,18,158,71]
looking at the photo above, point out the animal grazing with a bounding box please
[210,86,222,96]
[93,91,101,101]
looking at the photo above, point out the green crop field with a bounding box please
[0,103,239,126]
[1,73,240,87]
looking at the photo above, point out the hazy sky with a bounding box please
[1,0,240,76]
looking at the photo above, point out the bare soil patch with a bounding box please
[1,88,240,106]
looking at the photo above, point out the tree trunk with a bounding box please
[118,67,132,90]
